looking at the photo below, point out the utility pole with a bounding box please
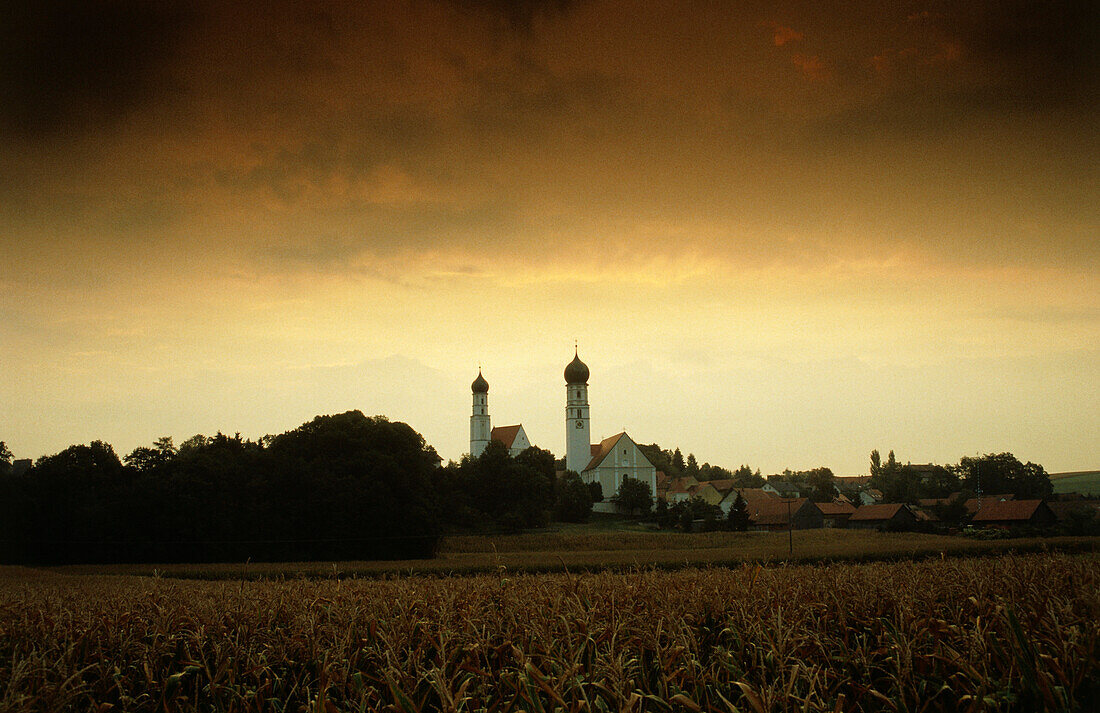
[787,498,793,558]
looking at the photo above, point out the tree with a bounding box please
[654,497,673,528]
[805,467,837,502]
[455,440,553,531]
[726,491,750,531]
[731,464,764,488]
[587,480,604,504]
[870,449,881,476]
[612,476,652,517]
[554,472,594,523]
[956,453,1052,499]
[932,493,971,526]
[671,448,686,474]
[671,496,723,531]
[685,454,699,478]
[0,441,11,476]
[179,434,209,453]
[124,436,177,472]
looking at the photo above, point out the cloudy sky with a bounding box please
[2,0,1096,474]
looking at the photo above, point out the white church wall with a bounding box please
[509,425,531,456]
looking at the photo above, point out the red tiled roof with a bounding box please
[490,425,522,449]
[584,433,626,471]
[751,497,807,526]
[972,499,1045,522]
[706,478,737,494]
[849,503,907,521]
[667,476,700,494]
[817,502,857,516]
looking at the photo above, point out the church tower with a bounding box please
[470,370,491,456]
[564,349,591,473]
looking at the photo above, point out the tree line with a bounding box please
[0,412,575,565]
[867,449,1053,505]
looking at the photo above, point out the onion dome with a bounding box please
[471,370,489,393]
[564,350,589,384]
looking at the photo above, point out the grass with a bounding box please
[1,553,1097,711]
[28,528,1100,581]
[1050,470,1100,496]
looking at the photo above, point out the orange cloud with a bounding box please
[761,21,804,46]
[791,53,831,81]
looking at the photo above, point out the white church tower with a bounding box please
[564,349,591,473]
[470,370,491,456]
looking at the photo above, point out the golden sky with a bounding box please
[2,0,1097,474]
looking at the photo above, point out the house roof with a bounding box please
[666,475,700,495]
[765,479,803,496]
[751,497,809,526]
[817,502,857,516]
[705,478,737,494]
[490,425,523,449]
[849,503,909,521]
[972,499,1048,522]
[719,487,775,507]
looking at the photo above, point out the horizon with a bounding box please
[2,1,1097,476]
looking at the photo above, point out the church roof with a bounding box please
[471,370,489,393]
[583,432,657,472]
[490,425,523,449]
[584,433,626,472]
[564,350,590,384]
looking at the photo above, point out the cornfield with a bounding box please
[1,553,1097,711]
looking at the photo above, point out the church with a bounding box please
[470,350,658,512]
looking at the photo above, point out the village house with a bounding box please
[971,499,1057,528]
[847,503,918,530]
[817,501,857,528]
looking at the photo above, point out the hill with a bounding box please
[1050,470,1100,496]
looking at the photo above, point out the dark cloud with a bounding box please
[447,0,577,32]
[946,0,1098,110]
[0,1,196,138]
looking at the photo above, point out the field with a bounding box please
[1,553,1097,711]
[37,529,1100,580]
[1050,471,1100,497]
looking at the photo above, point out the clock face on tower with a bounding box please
[575,420,584,429]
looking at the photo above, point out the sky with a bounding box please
[1,0,1097,475]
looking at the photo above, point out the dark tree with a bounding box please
[731,464,764,488]
[587,480,604,504]
[553,471,594,523]
[612,476,652,517]
[956,453,1052,499]
[124,436,176,472]
[727,491,751,531]
[805,467,838,502]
